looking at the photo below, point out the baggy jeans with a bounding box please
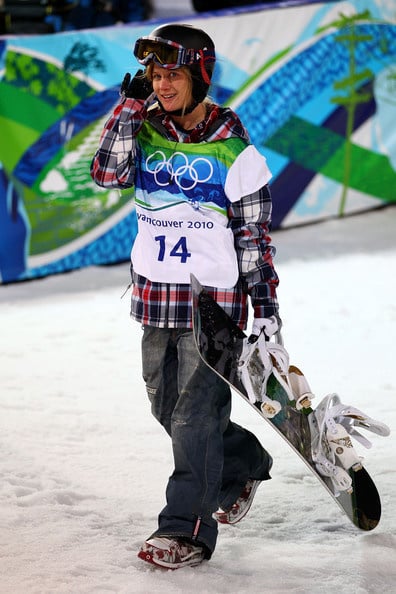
[141,326,272,558]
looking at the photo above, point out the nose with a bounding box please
[158,74,171,89]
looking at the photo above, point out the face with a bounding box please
[151,64,193,113]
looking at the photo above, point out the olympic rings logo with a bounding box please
[146,151,213,191]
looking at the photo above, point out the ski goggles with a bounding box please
[134,36,214,69]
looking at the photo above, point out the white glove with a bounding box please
[251,315,280,341]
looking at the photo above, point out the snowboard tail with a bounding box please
[191,275,384,531]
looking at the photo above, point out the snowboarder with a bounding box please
[90,22,279,569]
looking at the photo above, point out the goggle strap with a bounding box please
[198,49,212,86]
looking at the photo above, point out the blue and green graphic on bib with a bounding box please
[135,123,247,212]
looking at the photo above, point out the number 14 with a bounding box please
[155,235,192,264]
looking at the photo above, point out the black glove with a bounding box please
[120,70,153,100]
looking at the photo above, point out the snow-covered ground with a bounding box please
[1,205,395,593]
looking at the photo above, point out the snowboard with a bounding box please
[191,275,383,531]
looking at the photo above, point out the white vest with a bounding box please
[131,125,271,288]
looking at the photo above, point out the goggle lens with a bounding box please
[134,38,194,68]
[134,39,181,66]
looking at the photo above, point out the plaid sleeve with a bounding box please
[90,97,147,188]
[228,184,280,319]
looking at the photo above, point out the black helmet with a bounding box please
[134,23,216,103]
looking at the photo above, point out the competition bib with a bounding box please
[131,201,239,288]
[130,122,271,289]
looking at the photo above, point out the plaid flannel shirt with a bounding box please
[91,96,279,329]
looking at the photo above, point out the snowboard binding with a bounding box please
[238,331,313,417]
[310,393,390,495]
[237,330,390,495]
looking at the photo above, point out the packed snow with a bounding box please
[1,206,395,593]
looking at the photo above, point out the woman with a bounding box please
[91,23,280,569]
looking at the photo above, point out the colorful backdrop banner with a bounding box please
[1,0,395,283]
